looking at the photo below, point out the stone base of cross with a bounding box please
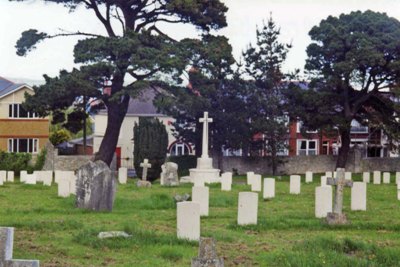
[325,168,353,225]
[0,227,39,267]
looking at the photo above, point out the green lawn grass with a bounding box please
[1,173,400,266]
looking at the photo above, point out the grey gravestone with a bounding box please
[0,227,39,267]
[161,162,179,186]
[326,168,353,225]
[75,160,117,212]
[192,237,224,267]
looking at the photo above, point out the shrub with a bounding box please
[49,129,71,146]
[0,149,47,175]
[167,155,197,176]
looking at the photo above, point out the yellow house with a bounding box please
[0,77,49,153]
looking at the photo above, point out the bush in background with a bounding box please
[0,149,47,175]
[167,155,197,176]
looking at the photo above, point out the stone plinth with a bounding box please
[238,192,258,225]
[363,172,370,183]
[221,172,232,191]
[315,186,332,218]
[351,182,367,211]
[373,171,381,184]
[305,171,313,183]
[192,186,209,216]
[263,178,275,199]
[118,167,127,184]
[190,168,220,185]
[251,174,262,192]
[290,175,301,194]
[191,237,224,267]
[383,172,391,184]
[177,201,200,241]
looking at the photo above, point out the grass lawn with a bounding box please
[1,173,400,266]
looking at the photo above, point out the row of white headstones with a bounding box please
[176,170,400,241]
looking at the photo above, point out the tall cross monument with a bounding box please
[199,112,213,159]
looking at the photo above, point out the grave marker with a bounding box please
[7,171,14,183]
[373,171,381,184]
[20,171,27,183]
[246,172,255,185]
[305,171,313,183]
[118,167,127,184]
[351,182,367,211]
[290,175,301,194]
[383,172,391,184]
[251,174,262,192]
[237,192,258,225]
[345,172,352,181]
[191,237,224,267]
[363,172,370,183]
[192,186,209,216]
[221,172,232,191]
[0,172,6,185]
[320,176,327,187]
[177,201,200,241]
[263,178,275,199]
[315,186,332,218]
[25,174,36,185]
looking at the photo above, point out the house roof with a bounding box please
[0,76,33,99]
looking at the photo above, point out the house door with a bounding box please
[115,147,121,169]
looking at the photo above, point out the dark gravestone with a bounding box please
[75,160,117,212]
[0,227,39,267]
[191,237,224,267]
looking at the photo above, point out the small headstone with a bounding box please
[290,175,301,194]
[373,171,381,184]
[263,178,275,199]
[177,201,200,241]
[97,231,131,239]
[58,178,70,198]
[363,172,370,183]
[20,171,27,183]
[305,171,313,183]
[246,172,255,185]
[315,186,332,218]
[7,171,14,183]
[160,162,179,186]
[396,172,400,184]
[191,237,224,267]
[41,171,53,186]
[118,167,128,184]
[136,180,152,187]
[351,182,367,211]
[383,172,391,184]
[192,186,209,216]
[0,171,6,185]
[251,174,262,192]
[33,171,41,182]
[25,174,37,185]
[345,172,352,181]
[237,192,258,225]
[325,171,333,178]
[221,172,232,191]
[173,193,191,203]
[320,176,327,186]
[75,161,117,212]
[0,227,39,267]
[140,159,152,182]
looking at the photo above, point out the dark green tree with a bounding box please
[133,117,168,181]
[14,0,228,166]
[285,10,400,168]
[242,16,294,175]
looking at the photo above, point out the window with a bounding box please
[170,142,190,156]
[8,104,37,118]
[297,140,318,155]
[322,141,330,155]
[350,120,368,133]
[296,121,317,133]
[8,139,39,153]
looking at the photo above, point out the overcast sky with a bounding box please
[1,0,400,84]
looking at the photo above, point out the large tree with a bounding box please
[14,0,228,166]
[285,10,400,168]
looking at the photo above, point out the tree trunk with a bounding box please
[83,95,87,155]
[95,97,130,166]
[336,127,351,169]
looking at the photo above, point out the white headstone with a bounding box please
[33,171,41,182]
[383,172,391,184]
[55,170,63,184]
[325,171,333,178]
[118,167,128,184]
[398,183,400,200]
[25,174,36,185]
[20,171,27,183]
[237,192,258,225]
[373,171,381,184]
[320,176,327,187]
[362,172,370,183]
[41,171,53,186]
[263,178,275,199]
[221,172,232,191]
[315,186,332,218]
[396,172,400,184]
[290,175,301,194]
[0,174,3,186]
[177,201,200,241]
[345,172,352,181]
[305,171,313,183]
[251,174,262,192]
[192,186,209,216]
[58,178,70,198]
[0,171,6,184]
[68,172,77,195]
[7,171,14,182]
[351,182,367,211]
[246,172,255,185]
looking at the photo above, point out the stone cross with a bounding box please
[326,168,353,224]
[199,112,213,158]
[0,227,39,267]
[191,237,224,267]
[140,159,152,181]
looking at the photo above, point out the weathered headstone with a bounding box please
[118,167,128,184]
[192,186,209,216]
[326,168,353,224]
[160,162,179,186]
[221,172,232,191]
[263,178,275,199]
[305,171,313,183]
[251,174,262,192]
[383,172,391,184]
[315,186,332,218]
[75,161,117,212]
[58,178,70,198]
[345,172,352,181]
[351,182,367,211]
[191,237,224,267]
[290,175,301,194]
[320,176,327,187]
[6,172,14,183]
[363,172,370,183]
[373,171,381,184]
[237,192,258,225]
[137,159,152,187]
[0,227,39,267]
[177,201,200,241]
[246,172,255,185]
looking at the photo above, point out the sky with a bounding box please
[1,0,400,85]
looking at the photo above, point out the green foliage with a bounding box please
[49,129,71,146]
[0,151,31,174]
[133,118,169,181]
[15,29,48,56]
[167,155,197,176]
[32,149,47,171]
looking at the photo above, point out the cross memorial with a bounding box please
[326,168,353,224]
[0,227,39,267]
[140,159,152,181]
[199,112,213,158]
